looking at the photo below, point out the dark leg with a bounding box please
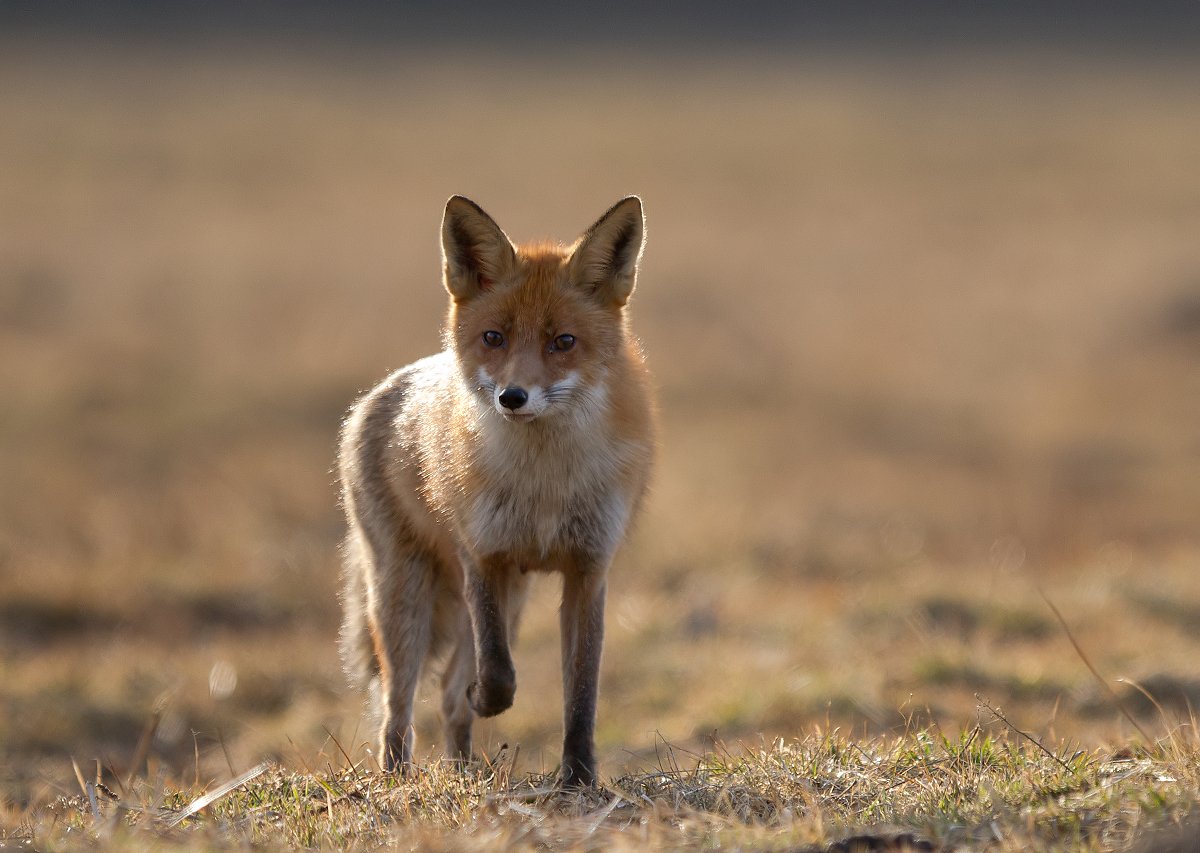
[557,568,607,787]
[463,555,519,717]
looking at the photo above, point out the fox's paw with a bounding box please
[468,674,515,717]
[381,733,415,776]
[555,754,598,789]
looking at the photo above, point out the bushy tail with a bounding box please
[338,531,377,689]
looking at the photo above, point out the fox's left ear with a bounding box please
[569,196,645,306]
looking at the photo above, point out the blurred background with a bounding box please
[2,2,1199,807]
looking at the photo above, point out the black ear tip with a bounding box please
[445,195,486,217]
[614,197,644,230]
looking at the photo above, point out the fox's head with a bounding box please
[440,196,645,423]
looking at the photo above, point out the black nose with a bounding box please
[498,386,528,410]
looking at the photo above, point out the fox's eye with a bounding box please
[482,330,505,348]
[552,334,576,352]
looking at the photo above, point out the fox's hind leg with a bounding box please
[439,609,475,761]
[361,530,436,772]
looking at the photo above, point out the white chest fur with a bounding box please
[463,415,634,561]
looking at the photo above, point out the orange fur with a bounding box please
[338,196,655,786]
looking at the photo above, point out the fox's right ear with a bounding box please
[441,196,517,301]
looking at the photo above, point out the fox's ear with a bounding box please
[569,196,645,306]
[441,196,517,301]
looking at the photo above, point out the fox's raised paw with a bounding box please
[467,676,515,718]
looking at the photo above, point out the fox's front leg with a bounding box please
[462,553,522,717]
[557,563,608,787]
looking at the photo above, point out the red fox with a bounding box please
[338,196,655,786]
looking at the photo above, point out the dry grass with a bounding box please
[8,728,1200,851]
[1,39,1199,849]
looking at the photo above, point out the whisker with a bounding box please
[545,385,577,403]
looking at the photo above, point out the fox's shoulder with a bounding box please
[340,351,464,460]
[379,351,458,397]
[347,351,456,414]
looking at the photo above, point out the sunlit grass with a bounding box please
[9,728,1199,851]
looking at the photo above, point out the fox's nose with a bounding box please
[498,386,528,410]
